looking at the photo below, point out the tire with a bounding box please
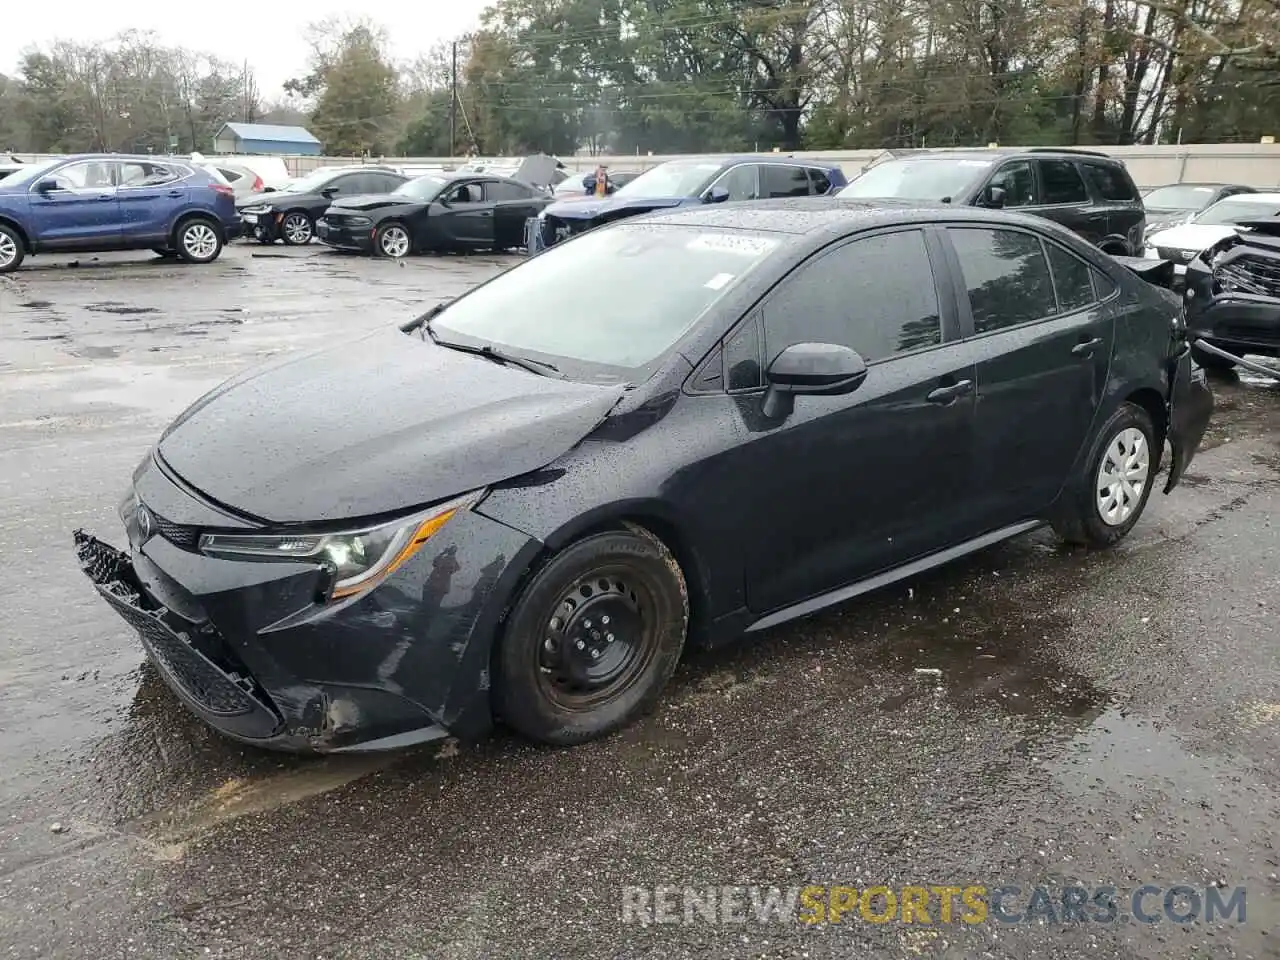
[1052,402,1157,548]
[1191,344,1236,371]
[280,211,313,245]
[174,218,223,264]
[493,527,689,745]
[374,221,411,259]
[0,223,25,273]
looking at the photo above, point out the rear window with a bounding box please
[1083,162,1139,202]
[808,168,832,194]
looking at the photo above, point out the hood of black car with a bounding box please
[157,327,624,524]
[237,190,316,210]
[326,194,415,213]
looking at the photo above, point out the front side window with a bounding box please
[1037,160,1088,205]
[761,229,942,364]
[446,181,485,204]
[950,227,1057,334]
[713,164,760,201]
[986,160,1036,208]
[760,165,811,199]
[44,161,114,191]
[430,224,781,375]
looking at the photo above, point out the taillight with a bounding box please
[212,184,234,198]
[252,175,264,192]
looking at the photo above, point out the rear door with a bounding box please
[728,227,979,612]
[486,179,542,248]
[27,159,121,248]
[1031,159,1105,246]
[116,161,187,243]
[941,225,1116,527]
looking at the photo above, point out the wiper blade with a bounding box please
[427,330,561,377]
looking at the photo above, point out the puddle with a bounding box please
[20,300,54,309]
[85,303,160,316]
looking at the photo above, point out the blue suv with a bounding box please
[0,154,241,273]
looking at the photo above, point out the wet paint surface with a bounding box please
[1,244,1279,958]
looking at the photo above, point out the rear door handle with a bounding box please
[167,190,183,197]
[97,194,114,201]
[926,379,973,404]
[1072,337,1104,356]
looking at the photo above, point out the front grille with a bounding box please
[152,510,199,550]
[1215,254,1280,298]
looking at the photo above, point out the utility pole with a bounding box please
[450,41,458,159]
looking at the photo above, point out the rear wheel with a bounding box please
[493,527,689,745]
[175,218,223,264]
[280,211,313,245]
[0,224,24,273]
[1052,402,1157,547]
[375,222,411,258]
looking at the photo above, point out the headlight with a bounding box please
[198,490,481,601]
[241,204,272,215]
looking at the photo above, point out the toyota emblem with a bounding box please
[136,504,154,541]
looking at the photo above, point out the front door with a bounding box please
[28,159,122,248]
[942,225,1115,527]
[434,181,494,247]
[116,160,186,244]
[732,227,980,615]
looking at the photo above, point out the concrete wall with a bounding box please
[9,142,1280,188]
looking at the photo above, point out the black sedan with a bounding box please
[237,165,409,245]
[317,172,551,257]
[75,199,1213,753]
[1143,182,1257,237]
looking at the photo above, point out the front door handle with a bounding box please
[926,379,973,404]
[167,190,183,197]
[1072,337,1104,357]
[97,194,114,201]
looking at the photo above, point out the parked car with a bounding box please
[197,153,293,191]
[317,172,551,257]
[200,161,267,202]
[1181,215,1280,370]
[238,165,409,244]
[1144,192,1280,278]
[0,159,25,182]
[837,148,1146,255]
[1142,182,1257,236]
[0,154,240,273]
[532,156,847,251]
[557,169,643,197]
[75,198,1211,753]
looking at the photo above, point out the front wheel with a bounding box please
[1052,402,1157,547]
[175,218,223,264]
[493,527,689,745]
[280,211,313,245]
[0,224,25,273]
[374,222,411,258]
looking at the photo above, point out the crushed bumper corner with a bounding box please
[1163,346,1215,494]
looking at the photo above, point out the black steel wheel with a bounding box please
[494,527,688,745]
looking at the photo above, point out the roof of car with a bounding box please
[887,147,1126,165]
[659,154,841,170]
[1215,191,1280,201]
[636,196,1067,236]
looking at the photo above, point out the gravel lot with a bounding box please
[1,242,1278,959]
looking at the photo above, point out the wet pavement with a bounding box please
[1,244,1279,959]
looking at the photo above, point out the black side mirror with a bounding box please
[761,342,868,418]
[320,186,338,199]
[706,185,730,204]
[35,178,59,193]
[982,185,1007,209]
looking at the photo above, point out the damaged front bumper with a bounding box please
[74,490,540,753]
[1163,343,1215,493]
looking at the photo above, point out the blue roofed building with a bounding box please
[212,123,323,156]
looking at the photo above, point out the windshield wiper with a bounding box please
[423,320,561,377]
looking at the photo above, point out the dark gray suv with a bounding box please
[838,148,1146,256]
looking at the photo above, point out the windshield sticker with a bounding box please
[686,234,779,257]
[704,272,736,290]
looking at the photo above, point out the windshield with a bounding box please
[287,167,345,193]
[615,161,724,199]
[0,158,63,188]
[1192,198,1280,225]
[837,157,991,201]
[394,176,447,202]
[1143,185,1220,210]
[430,223,781,375]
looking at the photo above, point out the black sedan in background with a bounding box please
[75,200,1212,754]
[318,172,551,256]
[238,164,409,245]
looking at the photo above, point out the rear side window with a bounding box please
[486,180,532,201]
[217,167,244,183]
[762,229,942,363]
[119,162,179,187]
[950,227,1056,334]
[808,168,832,194]
[1037,160,1088,204]
[1043,242,1097,312]
[760,165,811,199]
[1082,162,1139,202]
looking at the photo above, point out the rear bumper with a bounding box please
[74,474,541,752]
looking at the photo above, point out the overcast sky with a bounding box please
[1,1,491,98]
